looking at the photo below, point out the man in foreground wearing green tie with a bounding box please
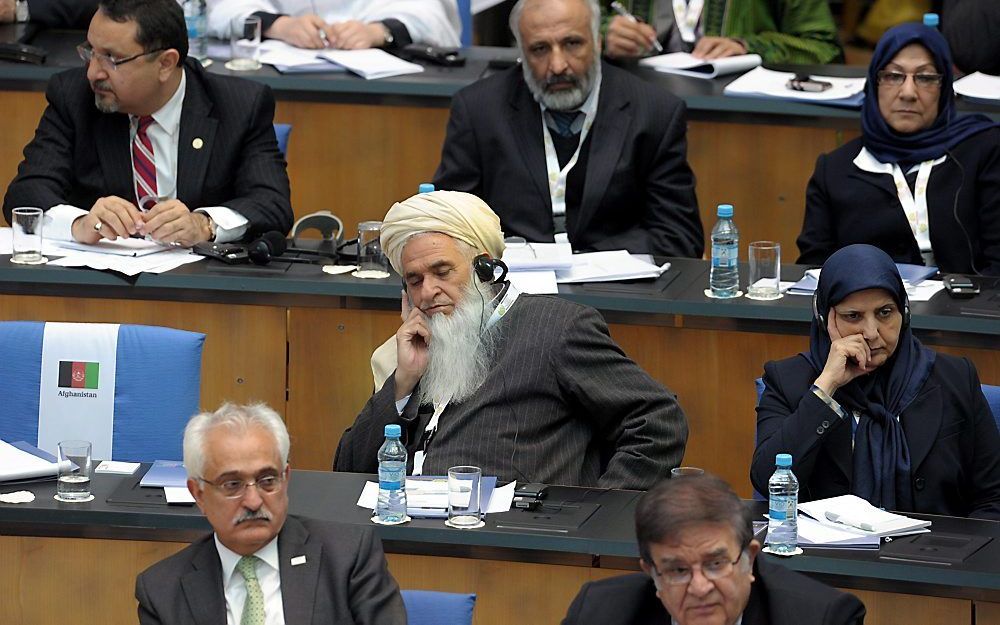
[135,402,406,625]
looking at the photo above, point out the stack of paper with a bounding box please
[555,251,669,284]
[724,67,866,108]
[318,49,423,79]
[787,264,939,298]
[795,514,881,549]
[503,242,573,271]
[799,495,931,538]
[258,40,345,73]
[639,52,761,79]
[0,439,69,482]
[954,72,1000,105]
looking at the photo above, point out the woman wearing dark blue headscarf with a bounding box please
[751,245,1000,518]
[797,23,1000,275]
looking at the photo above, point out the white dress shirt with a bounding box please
[215,534,286,625]
[45,69,249,244]
[206,0,460,47]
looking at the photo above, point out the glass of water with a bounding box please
[11,207,47,265]
[56,440,92,502]
[225,15,262,71]
[747,241,782,301]
[352,220,390,279]
[445,465,484,529]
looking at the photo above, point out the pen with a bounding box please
[825,511,876,532]
[610,1,664,53]
[318,28,329,47]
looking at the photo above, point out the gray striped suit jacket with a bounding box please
[335,294,688,490]
[2,58,292,239]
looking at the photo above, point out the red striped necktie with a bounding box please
[132,115,158,211]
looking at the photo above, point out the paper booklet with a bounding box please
[639,52,762,79]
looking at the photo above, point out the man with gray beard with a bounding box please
[335,191,688,490]
[2,0,291,245]
[432,0,703,258]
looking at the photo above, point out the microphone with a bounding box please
[248,231,287,265]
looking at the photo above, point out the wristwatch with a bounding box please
[203,214,217,242]
[379,22,394,47]
[14,0,30,23]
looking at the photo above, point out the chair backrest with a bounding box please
[752,377,766,501]
[273,123,292,157]
[402,590,476,625]
[982,384,1000,430]
[458,0,472,46]
[0,321,204,461]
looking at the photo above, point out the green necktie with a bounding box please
[236,555,265,625]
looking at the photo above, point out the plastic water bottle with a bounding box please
[418,183,435,193]
[923,13,939,29]
[184,0,208,62]
[709,204,739,298]
[376,424,408,524]
[767,453,799,554]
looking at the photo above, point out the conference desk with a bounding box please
[1,255,998,500]
[1,30,998,256]
[2,470,999,625]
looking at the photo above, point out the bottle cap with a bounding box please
[384,424,402,437]
[776,453,792,467]
[717,204,734,218]
[418,183,435,193]
[923,13,939,27]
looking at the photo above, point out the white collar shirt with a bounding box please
[215,534,285,625]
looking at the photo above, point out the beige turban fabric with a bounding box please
[380,190,506,274]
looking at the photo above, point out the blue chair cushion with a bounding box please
[402,590,476,625]
[0,321,44,442]
[274,123,292,156]
[982,384,1000,430]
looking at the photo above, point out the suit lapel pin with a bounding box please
[290,555,307,566]
[192,138,204,150]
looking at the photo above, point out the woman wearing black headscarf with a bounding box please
[797,23,1000,275]
[751,245,1000,518]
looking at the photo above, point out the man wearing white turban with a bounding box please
[334,191,688,490]
[432,0,703,259]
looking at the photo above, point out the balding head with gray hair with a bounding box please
[183,402,290,479]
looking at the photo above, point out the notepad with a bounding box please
[723,67,866,108]
[799,495,930,537]
[318,49,423,80]
[139,460,187,488]
[639,52,761,79]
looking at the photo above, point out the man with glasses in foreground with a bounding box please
[2,0,292,247]
[562,473,865,625]
[135,402,406,625]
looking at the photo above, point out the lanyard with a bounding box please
[541,75,601,217]
[672,0,704,43]
[890,160,937,253]
[411,284,521,476]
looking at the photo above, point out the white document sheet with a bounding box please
[799,494,931,537]
[954,72,1000,103]
[724,67,866,104]
[318,49,423,79]
[502,242,573,271]
[0,440,69,482]
[508,270,559,294]
[555,251,668,283]
[639,52,761,79]
[258,40,346,72]
[356,479,515,514]
[48,248,203,276]
[54,237,173,257]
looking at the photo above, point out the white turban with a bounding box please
[380,191,506,274]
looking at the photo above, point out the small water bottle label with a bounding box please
[379,478,401,490]
[711,243,737,267]
[769,495,795,521]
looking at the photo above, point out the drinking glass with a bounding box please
[747,241,781,300]
[446,466,484,529]
[353,220,390,279]
[225,16,262,71]
[56,440,93,502]
[11,207,47,265]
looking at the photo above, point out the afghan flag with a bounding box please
[58,361,99,389]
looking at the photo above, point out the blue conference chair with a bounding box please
[982,384,1000,430]
[401,590,476,625]
[0,321,204,461]
[273,123,292,157]
[458,0,472,47]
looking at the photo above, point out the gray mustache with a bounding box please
[234,508,271,525]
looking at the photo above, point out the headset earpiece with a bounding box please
[472,254,508,284]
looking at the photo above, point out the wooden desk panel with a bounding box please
[0,295,287,413]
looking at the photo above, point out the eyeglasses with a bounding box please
[197,473,285,499]
[876,70,944,89]
[77,43,166,71]
[649,549,747,586]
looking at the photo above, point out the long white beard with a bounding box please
[417,281,503,406]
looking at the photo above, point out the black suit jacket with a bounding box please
[433,62,703,258]
[3,59,293,240]
[796,130,1000,275]
[562,558,865,625]
[28,0,98,28]
[943,0,1000,75]
[134,516,406,625]
[751,352,1000,519]
[335,294,688,490]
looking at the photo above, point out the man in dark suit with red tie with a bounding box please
[2,0,292,246]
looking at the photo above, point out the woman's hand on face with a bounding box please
[815,308,879,394]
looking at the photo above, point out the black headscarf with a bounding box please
[862,23,996,167]
[804,245,936,510]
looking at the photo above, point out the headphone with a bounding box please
[472,254,508,284]
[812,289,911,330]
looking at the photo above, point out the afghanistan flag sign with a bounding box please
[58,361,100,389]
